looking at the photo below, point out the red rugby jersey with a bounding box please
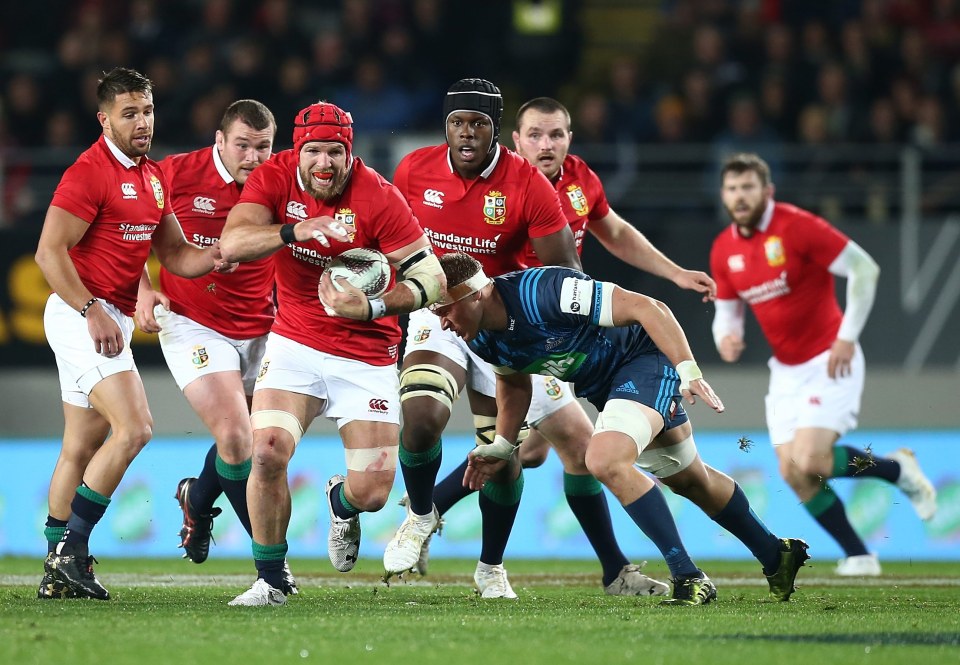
[158,146,275,339]
[710,201,849,365]
[50,136,172,316]
[393,144,568,276]
[523,153,610,267]
[238,150,425,365]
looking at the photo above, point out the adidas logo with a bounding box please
[616,380,640,394]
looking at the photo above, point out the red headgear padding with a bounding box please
[293,102,353,156]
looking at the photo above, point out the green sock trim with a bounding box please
[831,447,849,477]
[339,484,359,513]
[803,485,839,517]
[251,540,288,561]
[216,455,252,481]
[44,526,66,544]
[398,436,442,467]
[480,471,525,506]
[563,472,603,497]
[75,484,111,507]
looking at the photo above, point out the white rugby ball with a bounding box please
[322,248,391,298]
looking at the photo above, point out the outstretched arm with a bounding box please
[606,285,724,412]
[589,209,716,301]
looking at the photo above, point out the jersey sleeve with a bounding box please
[523,170,569,239]
[237,159,282,213]
[516,267,599,325]
[50,161,106,224]
[790,211,849,268]
[371,184,426,254]
[585,168,611,221]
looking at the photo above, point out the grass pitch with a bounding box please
[2,557,958,665]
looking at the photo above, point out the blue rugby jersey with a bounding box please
[468,267,658,401]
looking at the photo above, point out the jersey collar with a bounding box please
[446,144,502,179]
[102,135,137,169]
[211,144,234,184]
[757,197,775,232]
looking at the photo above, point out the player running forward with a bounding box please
[710,153,936,576]
[429,252,810,604]
[219,101,444,606]
[35,68,233,600]
[134,99,298,595]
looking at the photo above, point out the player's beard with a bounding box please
[726,195,767,231]
[111,129,152,159]
[301,162,349,201]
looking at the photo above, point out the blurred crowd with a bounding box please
[2,0,959,151]
[3,0,960,226]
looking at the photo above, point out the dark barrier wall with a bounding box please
[1,219,958,369]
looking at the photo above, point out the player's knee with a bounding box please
[113,419,153,459]
[251,432,293,477]
[347,479,392,512]
[401,407,448,449]
[584,443,619,484]
[214,424,253,463]
[519,444,549,469]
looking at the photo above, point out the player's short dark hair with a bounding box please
[440,252,483,289]
[516,97,571,131]
[220,99,276,134]
[96,67,152,109]
[721,152,772,187]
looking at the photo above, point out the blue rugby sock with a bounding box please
[623,486,699,579]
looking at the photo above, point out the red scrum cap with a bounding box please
[293,101,353,156]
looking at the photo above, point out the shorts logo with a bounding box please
[809,396,821,406]
[616,380,640,394]
[566,185,589,217]
[543,377,564,400]
[335,208,357,242]
[423,189,445,208]
[412,327,431,344]
[483,190,506,225]
[286,201,308,220]
[668,398,678,419]
[121,182,137,199]
[191,345,209,369]
[193,196,216,214]
[150,176,165,209]
[368,398,389,412]
[764,236,786,267]
[256,359,270,382]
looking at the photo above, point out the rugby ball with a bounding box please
[322,248,391,298]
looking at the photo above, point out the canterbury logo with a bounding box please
[192,196,216,213]
[368,398,389,412]
[121,182,137,198]
[286,201,308,219]
[422,189,444,208]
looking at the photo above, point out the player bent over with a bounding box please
[432,252,809,604]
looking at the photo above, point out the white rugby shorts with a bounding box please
[43,293,137,408]
[156,305,267,394]
[765,344,865,446]
[404,308,574,425]
[254,332,400,427]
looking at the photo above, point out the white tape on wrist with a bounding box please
[676,360,702,392]
[472,434,518,460]
[368,298,387,320]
